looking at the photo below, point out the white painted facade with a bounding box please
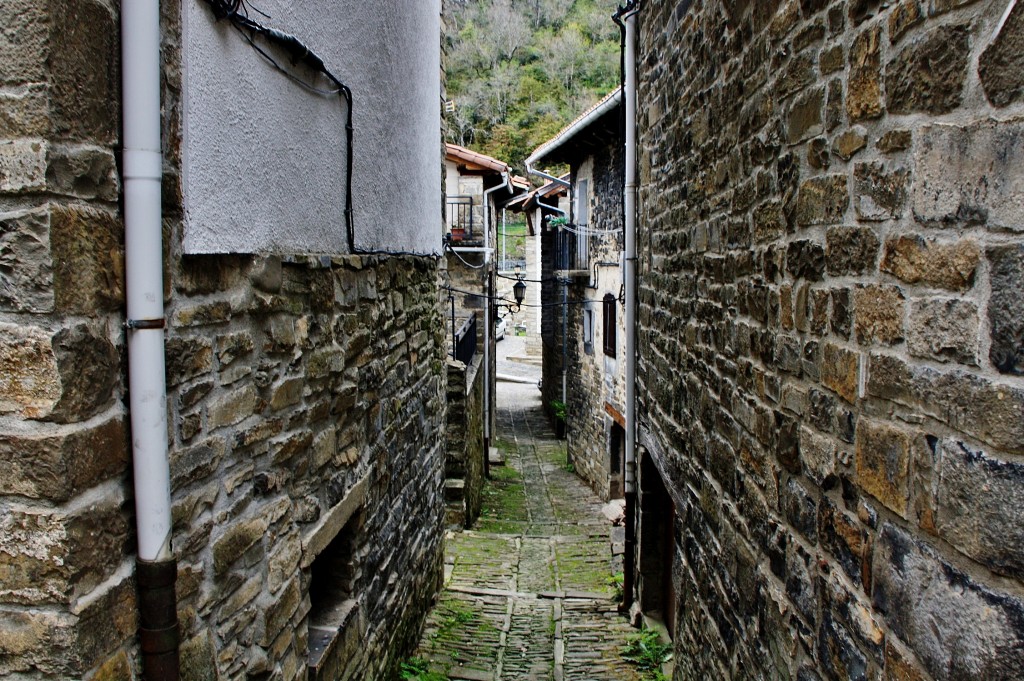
[181,0,442,255]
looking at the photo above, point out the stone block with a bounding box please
[0,207,53,312]
[821,342,860,404]
[258,576,301,647]
[832,126,867,160]
[0,573,134,675]
[880,235,979,291]
[819,44,844,74]
[207,385,257,430]
[754,201,787,243]
[0,322,117,422]
[817,611,869,680]
[826,78,844,131]
[877,129,912,153]
[867,353,1024,454]
[979,0,1024,107]
[180,630,218,681]
[45,144,119,201]
[0,0,48,85]
[818,495,870,587]
[800,426,837,486]
[786,240,826,281]
[907,297,978,365]
[847,25,883,120]
[172,301,232,328]
[873,523,1024,680]
[854,285,904,346]
[889,0,924,44]
[826,226,879,275]
[854,162,909,221]
[807,136,830,169]
[50,204,124,314]
[49,0,119,142]
[935,440,1024,578]
[0,412,127,501]
[775,55,816,102]
[0,84,49,138]
[784,477,818,544]
[987,244,1024,374]
[0,138,47,192]
[855,418,911,516]
[212,516,268,576]
[887,23,969,115]
[912,119,1024,231]
[796,175,849,226]
[787,86,824,143]
[166,336,214,388]
[831,287,852,338]
[171,437,226,493]
[0,490,129,605]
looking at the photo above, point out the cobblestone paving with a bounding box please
[413,383,642,681]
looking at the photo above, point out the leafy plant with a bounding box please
[400,657,449,681]
[607,572,624,601]
[550,399,567,421]
[622,628,672,680]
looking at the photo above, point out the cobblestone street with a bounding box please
[412,341,641,681]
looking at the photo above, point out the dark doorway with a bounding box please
[637,452,676,638]
[609,423,625,499]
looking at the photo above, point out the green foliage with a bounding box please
[550,399,567,421]
[607,571,624,601]
[444,0,622,172]
[399,657,449,681]
[622,628,672,680]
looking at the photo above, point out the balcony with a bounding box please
[555,223,589,276]
[446,195,479,242]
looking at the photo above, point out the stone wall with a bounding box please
[0,0,448,679]
[635,1,1024,679]
[566,145,626,501]
[445,356,485,528]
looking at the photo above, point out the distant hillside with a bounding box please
[443,0,622,172]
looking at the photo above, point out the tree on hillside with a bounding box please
[443,0,622,171]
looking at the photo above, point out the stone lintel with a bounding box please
[300,474,368,569]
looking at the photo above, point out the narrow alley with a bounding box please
[410,337,643,681]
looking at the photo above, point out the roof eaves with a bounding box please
[524,87,623,167]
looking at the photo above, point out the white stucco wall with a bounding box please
[181,0,441,255]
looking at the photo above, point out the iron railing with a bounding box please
[453,313,477,365]
[556,224,589,273]
[447,195,476,240]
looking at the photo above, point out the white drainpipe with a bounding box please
[123,0,172,566]
[623,5,638,503]
[482,171,510,471]
[123,0,179,676]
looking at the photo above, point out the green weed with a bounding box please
[399,657,449,681]
[622,628,672,680]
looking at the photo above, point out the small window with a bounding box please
[583,309,594,355]
[575,179,590,227]
[602,293,617,358]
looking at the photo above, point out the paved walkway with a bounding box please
[412,354,642,681]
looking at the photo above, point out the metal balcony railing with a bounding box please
[556,224,589,273]
[447,195,476,241]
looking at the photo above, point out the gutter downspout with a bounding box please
[122,1,179,678]
[482,171,511,477]
[614,0,640,616]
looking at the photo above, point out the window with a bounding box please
[583,309,594,355]
[602,293,617,358]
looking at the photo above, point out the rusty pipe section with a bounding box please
[137,559,180,680]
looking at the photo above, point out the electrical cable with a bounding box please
[444,241,488,269]
[198,0,441,260]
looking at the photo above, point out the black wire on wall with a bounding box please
[197,0,440,260]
